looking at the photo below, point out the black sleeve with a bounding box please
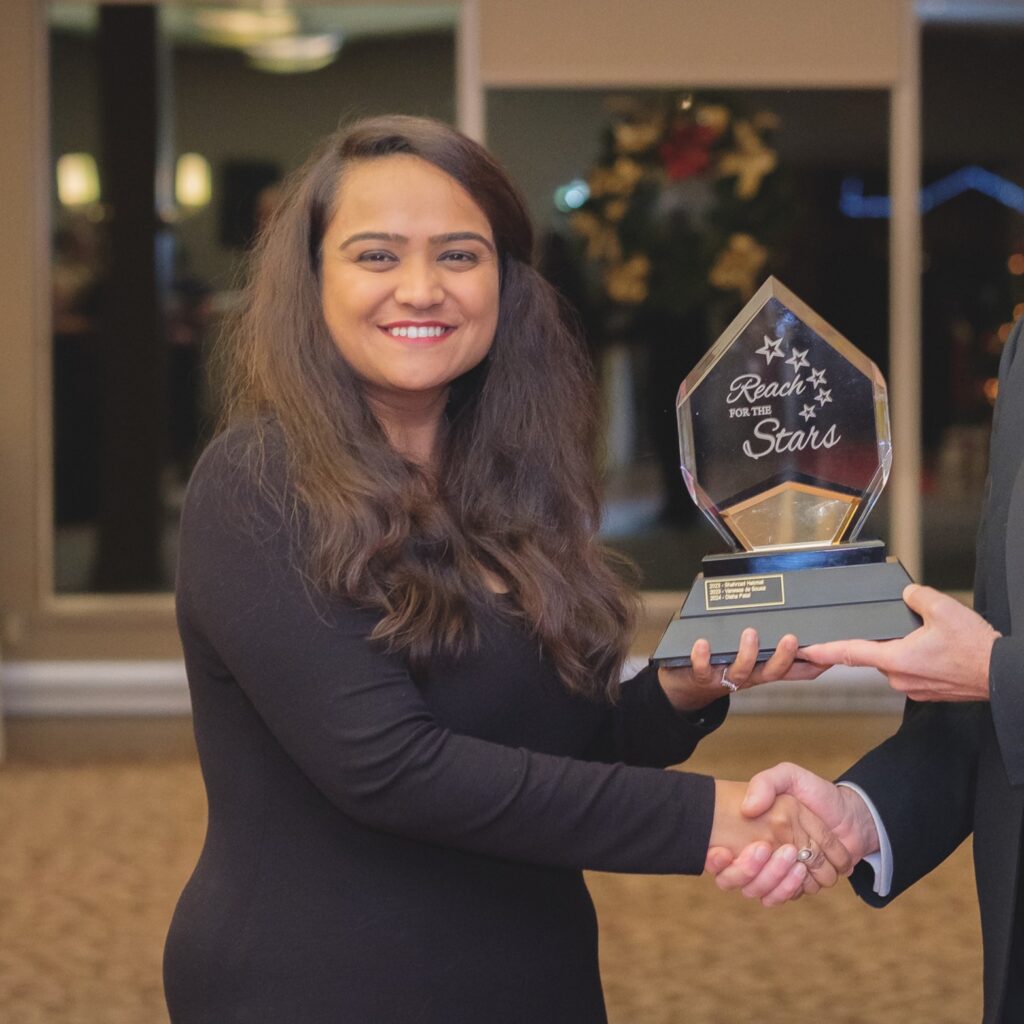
[586,663,729,769]
[840,699,982,905]
[845,319,1024,903]
[989,636,1024,786]
[176,430,716,876]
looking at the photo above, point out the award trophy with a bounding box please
[652,276,920,667]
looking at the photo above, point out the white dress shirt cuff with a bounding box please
[836,781,893,898]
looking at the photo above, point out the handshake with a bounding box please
[707,763,881,905]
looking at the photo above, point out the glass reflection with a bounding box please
[488,87,892,589]
[50,3,457,592]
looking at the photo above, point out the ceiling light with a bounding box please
[195,8,299,47]
[246,33,341,74]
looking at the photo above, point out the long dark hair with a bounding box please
[219,115,637,699]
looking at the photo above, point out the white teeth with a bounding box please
[387,325,447,338]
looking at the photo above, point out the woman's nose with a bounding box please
[393,259,444,308]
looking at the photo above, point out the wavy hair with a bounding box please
[218,115,638,699]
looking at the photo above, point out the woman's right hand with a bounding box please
[658,630,825,713]
[709,780,853,892]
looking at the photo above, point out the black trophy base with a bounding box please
[651,540,921,668]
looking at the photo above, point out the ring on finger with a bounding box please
[718,670,739,693]
[796,846,815,863]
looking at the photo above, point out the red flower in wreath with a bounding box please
[659,122,716,181]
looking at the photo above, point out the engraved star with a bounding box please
[816,387,833,407]
[755,334,784,364]
[799,404,817,422]
[808,367,827,388]
[786,346,809,372]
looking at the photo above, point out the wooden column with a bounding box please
[888,0,923,580]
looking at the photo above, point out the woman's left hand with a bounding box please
[657,629,825,713]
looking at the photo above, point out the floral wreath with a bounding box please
[566,94,788,327]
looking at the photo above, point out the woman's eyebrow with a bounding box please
[430,232,495,253]
[339,231,405,249]
[338,230,495,253]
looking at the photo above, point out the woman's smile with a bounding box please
[379,320,457,341]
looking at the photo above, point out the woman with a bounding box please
[164,116,843,1023]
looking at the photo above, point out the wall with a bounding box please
[479,0,902,87]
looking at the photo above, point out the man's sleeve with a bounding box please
[838,700,981,906]
[837,781,893,897]
[990,618,1024,788]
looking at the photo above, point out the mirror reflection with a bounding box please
[487,87,892,589]
[50,3,458,592]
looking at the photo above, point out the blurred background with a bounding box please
[40,2,1024,600]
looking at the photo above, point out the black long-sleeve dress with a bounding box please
[163,425,728,1023]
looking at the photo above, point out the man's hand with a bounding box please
[800,584,999,703]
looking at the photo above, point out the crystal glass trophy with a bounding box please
[652,277,920,667]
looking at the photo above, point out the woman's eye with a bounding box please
[355,250,397,265]
[440,250,479,266]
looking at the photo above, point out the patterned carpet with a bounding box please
[0,714,982,1023]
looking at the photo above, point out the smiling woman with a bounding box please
[210,115,628,689]
[164,115,845,1024]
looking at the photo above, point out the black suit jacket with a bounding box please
[842,317,1024,1023]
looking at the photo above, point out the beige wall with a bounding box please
[480,0,902,87]
[0,0,912,664]
[1,0,59,659]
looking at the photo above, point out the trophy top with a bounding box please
[677,276,891,551]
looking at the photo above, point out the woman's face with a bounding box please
[320,154,500,416]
